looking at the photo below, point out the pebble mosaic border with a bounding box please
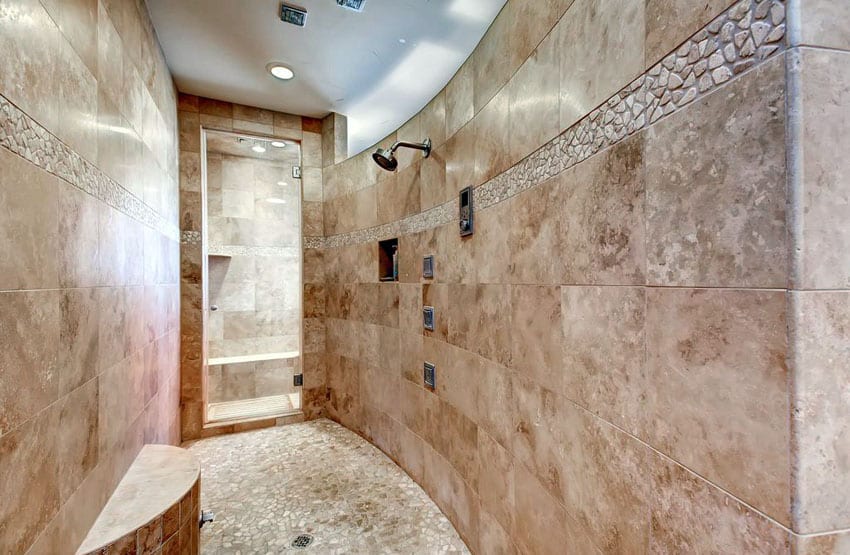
[315,0,787,250]
[207,244,301,257]
[0,94,179,241]
[181,230,202,244]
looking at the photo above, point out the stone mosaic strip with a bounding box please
[208,244,300,257]
[322,200,458,249]
[0,94,179,241]
[314,0,786,250]
[181,230,202,244]
[304,235,324,249]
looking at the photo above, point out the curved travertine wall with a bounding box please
[313,0,850,552]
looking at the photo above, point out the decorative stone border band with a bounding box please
[0,94,179,241]
[181,230,202,244]
[314,0,786,250]
[208,244,301,257]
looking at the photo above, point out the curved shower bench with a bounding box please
[76,445,201,555]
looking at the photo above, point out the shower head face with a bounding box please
[372,148,398,171]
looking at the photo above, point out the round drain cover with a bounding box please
[291,534,314,549]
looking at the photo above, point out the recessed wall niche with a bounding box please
[378,238,399,281]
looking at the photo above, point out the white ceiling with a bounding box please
[147,0,506,156]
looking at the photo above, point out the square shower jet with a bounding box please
[423,255,434,278]
[423,306,435,331]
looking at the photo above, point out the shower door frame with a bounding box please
[199,126,305,426]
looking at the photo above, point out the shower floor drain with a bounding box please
[291,534,314,549]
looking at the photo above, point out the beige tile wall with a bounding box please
[0,0,180,553]
[318,0,850,551]
[178,95,328,439]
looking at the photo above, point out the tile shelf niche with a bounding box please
[378,238,399,282]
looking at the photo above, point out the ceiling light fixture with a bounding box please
[267,63,294,80]
[270,141,287,148]
[252,142,266,153]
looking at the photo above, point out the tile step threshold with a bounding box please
[207,394,302,425]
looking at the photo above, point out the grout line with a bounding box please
[0,284,179,294]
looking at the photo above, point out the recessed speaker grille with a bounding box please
[336,0,366,12]
[280,3,307,26]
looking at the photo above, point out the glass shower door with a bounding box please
[202,129,303,423]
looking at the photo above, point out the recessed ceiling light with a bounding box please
[398,38,406,44]
[277,181,287,186]
[252,143,266,153]
[271,141,287,148]
[267,63,294,80]
[267,197,287,204]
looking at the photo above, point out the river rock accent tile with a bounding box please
[180,230,201,245]
[188,419,469,554]
[0,92,178,240]
[318,0,786,250]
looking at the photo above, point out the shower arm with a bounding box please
[390,139,432,158]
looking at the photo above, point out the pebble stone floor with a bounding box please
[186,419,470,554]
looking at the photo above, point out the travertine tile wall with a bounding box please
[319,0,850,552]
[178,95,329,439]
[0,0,181,553]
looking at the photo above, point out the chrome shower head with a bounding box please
[372,138,431,171]
[372,148,398,171]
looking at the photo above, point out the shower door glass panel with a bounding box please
[203,129,302,423]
